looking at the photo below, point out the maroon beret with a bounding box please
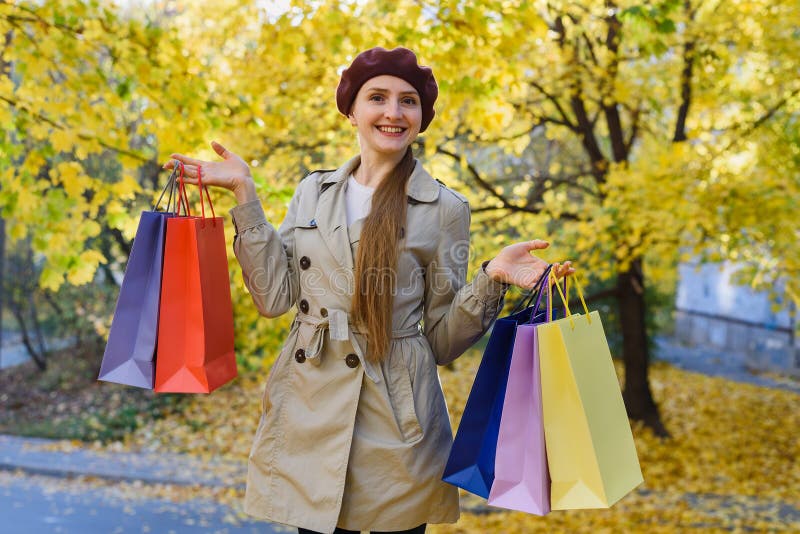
[336,47,438,132]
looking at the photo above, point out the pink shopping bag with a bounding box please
[487,276,551,515]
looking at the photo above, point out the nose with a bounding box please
[384,99,402,120]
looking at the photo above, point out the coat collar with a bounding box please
[314,155,440,272]
[320,156,441,203]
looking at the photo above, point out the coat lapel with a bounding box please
[406,160,440,204]
[314,156,441,272]
[315,157,359,272]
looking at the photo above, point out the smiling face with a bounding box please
[348,75,423,159]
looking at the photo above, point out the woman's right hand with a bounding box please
[162,141,258,203]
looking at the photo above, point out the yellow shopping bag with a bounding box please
[537,273,643,509]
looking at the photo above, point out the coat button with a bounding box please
[345,353,359,368]
[299,256,311,270]
[320,307,328,318]
[294,349,306,363]
[299,299,309,314]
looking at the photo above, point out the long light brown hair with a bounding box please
[351,147,415,362]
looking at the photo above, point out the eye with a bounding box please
[369,94,384,102]
[402,97,419,105]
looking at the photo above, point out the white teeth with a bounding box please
[378,126,404,133]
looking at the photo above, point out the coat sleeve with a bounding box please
[423,197,510,365]
[229,184,303,318]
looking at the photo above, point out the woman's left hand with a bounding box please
[484,240,575,288]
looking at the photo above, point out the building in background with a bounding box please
[674,262,799,376]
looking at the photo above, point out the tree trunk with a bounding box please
[8,298,46,371]
[617,257,668,437]
[28,292,47,358]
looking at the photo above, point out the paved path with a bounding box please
[2,433,797,530]
[0,435,246,489]
[1,338,797,531]
[0,332,32,369]
[0,471,285,534]
[0,435,283,533]
[0,332,76,370]
[654,337,800,394]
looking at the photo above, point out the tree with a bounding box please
[0,0,295,368]
[2,1,798,436]
[418,0,800,434]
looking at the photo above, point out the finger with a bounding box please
[211,140,229,159]
[186,165,205,180]
[168,153,207,167]
[548,263,561,283]
[162,159,196,171]
[169,164,200,182]
[526,239,550,251]
[554,262,575,278]
[550,262,571,281]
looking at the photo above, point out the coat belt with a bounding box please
[295,309,422,384]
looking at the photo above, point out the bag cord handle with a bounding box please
[548,271,591,328]
[154,161,188,214]
[196,166,217,225]
[510,264,552,314]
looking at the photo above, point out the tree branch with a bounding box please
[625,105,642,154]
[549,11,608,181]
[110,228,132,259]
[436,146,536,213]
[529,81,578,130]
[720,85,800,153]
[471,121,545,143]
[435,146,582,219]
[0,95,151,162]
[600,5,627,162]
[673,1,698,142]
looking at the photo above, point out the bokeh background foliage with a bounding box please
[1,1,799,531]
[1,0,798,434]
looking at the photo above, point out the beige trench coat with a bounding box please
[230,156,508,533]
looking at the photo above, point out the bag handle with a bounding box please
[153,160,188,214]
[548,270,591,328]
[510,264,555,314]
[174,164,217,225]
[197,166,217,225]
[514,268,567,321]
[525,264,553,324]
[176,164,192,217]
[152,168,174,211]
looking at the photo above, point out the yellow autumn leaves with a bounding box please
[118,348,799,532]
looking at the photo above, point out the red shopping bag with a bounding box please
[154,166,237,393]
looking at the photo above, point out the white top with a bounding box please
[345,174,375,226]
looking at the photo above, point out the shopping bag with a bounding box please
[154,167,237,393]
[537,274,644,509]
[98,167,181,389]
[443,267,554,498]
[487,273,552,515]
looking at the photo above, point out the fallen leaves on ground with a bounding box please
[0,345,186,442]
[118,350,799,532]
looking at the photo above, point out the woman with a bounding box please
[165,47,573,534]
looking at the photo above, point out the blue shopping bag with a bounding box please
[98,165,184,389]
[443,266,556,498]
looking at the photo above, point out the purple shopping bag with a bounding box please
[487,272,553,515]
[98,167,182,389]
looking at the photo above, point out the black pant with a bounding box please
[298,524,426,534]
